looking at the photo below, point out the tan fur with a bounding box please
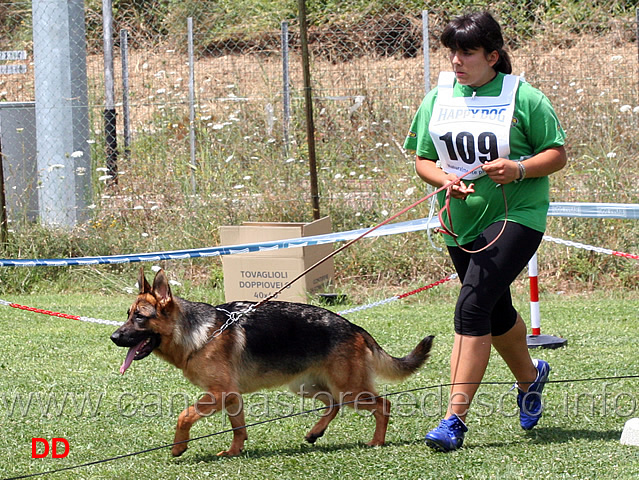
[112,268,433,457]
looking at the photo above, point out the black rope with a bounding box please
[5,373,639,480]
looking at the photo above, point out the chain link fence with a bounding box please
[0,0,637,236]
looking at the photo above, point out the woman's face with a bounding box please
[448,47,499,88]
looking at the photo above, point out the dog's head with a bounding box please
[110,267,174,374]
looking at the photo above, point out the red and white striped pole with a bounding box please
[529,252,541,336]
[526,251,567,349]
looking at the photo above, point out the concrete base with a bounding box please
[527,334,568,349]
[621,418,639,446]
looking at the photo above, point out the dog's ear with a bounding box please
[152,268,172,307]
[138,267,152,294]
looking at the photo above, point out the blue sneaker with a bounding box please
[517,359,551,430]
[425,414,468,452]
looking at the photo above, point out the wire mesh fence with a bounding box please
[0,0,637,235]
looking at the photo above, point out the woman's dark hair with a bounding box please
[440,11,512,74]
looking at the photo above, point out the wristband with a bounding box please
[515,161,526,182]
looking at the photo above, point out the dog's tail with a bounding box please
[369,335,434,381]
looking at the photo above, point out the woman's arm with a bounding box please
[481,146,567,184]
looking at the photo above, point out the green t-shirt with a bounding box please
[404,72,566,246]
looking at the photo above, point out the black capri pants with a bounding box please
[447,221,544,337]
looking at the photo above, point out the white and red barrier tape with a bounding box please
[337,273,457,315]
[543,235,638,260]
[0,234,635,327]
[0,274,458,327]
[0,299,124,326]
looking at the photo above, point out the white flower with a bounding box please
[151,265,161,272]
[47,164,65,172]
[71,150,84,158]
[405,187,416,196]
[169,280,182,287]
[334,173,343,179]
[606,152,617,158]
[381,210,388,216]
[233,184,244,189]
[620,105,632,113]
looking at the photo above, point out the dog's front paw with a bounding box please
[171,443,188,457]
[304,431,324,444]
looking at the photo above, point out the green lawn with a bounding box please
[0,288,638,479]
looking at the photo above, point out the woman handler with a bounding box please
[404,11,566,452]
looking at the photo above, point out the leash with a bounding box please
[206,164,485,340]
[436,184,509,253]
[252,164,485,308]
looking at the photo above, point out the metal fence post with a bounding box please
[32,0,92,227]
[120,29,131,160]
[188,17,197,194]
[281,20,291,156]
[102,0,118,185]
[422,10,430,94]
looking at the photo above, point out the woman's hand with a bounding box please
[415,156,475,200]
[482,147,567,184]
[482,158,520,184]
[445,172,475,200]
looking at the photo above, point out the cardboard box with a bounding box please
[219,217,334,303]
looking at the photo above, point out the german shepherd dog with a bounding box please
[110,268,433,457]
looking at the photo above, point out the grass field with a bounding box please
[0,286,638,480]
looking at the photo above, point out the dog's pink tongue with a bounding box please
[120,340,145,375]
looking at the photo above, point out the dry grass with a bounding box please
[1,31,637,295]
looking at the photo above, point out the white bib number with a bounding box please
[429,72,519,180]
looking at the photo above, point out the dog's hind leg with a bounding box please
[171,390,247,457]
[341,388,390,447]
[305,393,340,444]
[291,381,340,444]
[327,354,391,447]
